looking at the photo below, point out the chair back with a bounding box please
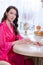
[0,61,11,65]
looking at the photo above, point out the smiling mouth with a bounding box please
[11,18,13,19]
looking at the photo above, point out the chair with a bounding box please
[0,61,11,65]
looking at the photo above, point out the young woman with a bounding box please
[0,6,35,65]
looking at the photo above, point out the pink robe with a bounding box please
[0,20,24,65]
[0,20,35,65]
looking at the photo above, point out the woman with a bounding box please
[0,6,35,65]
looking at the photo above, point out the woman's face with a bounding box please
[6,8,17,22]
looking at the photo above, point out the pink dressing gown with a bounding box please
[0,20,24,65]
[0,20,35,65]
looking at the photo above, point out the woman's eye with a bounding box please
[10,12,16,15]
[14,14,16,16]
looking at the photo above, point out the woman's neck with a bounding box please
[6,19,11,25]
[6,19,13,33]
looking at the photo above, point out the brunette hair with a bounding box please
[1,6,19,37]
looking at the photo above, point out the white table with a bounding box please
[13,43,43,57]
[13,34,43,65]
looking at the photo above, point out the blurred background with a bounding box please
[0,0,43,33]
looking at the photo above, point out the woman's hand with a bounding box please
[12,38,31,46]
[12,40,21,46]
[12,38,43,46]
[33,42,43,46]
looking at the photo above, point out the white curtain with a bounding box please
[0,0,43,28]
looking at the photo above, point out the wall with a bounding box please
[0,0,43,30]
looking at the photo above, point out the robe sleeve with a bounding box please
[17,34,23,40]
[0,25,12,55]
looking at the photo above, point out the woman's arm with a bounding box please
[0,26,12,54]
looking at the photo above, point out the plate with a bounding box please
[34,31,43,36]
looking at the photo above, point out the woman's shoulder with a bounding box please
[0,24,3,33]
[0,21,7,34]
[0,21,6,30]
[1,20,6,26]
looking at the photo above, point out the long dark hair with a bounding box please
[1,6,19,36]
